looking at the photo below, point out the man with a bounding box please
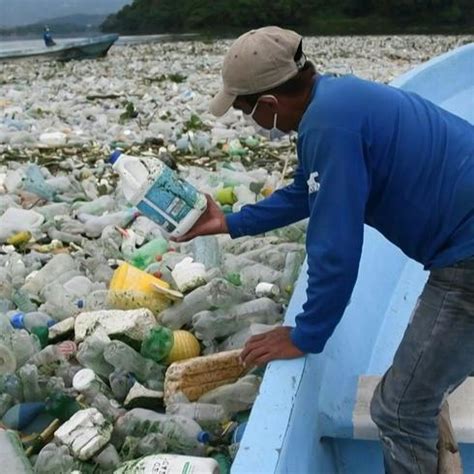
[43,27,56,47]
[176,27,474,472]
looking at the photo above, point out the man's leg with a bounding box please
[370,261,474,473]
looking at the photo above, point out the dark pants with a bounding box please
[370,257,474,473]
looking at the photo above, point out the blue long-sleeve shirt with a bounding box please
[226,74,474,354]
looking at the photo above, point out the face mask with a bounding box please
[244,95,287,141]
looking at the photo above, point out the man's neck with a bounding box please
[291,73,319,131]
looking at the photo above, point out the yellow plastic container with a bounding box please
[166,330,201,364]
[108,263,172,315]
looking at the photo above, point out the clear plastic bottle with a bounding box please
[199,375,262,415]
[35,443,77,474]
[10,312,56,332]
[103,341,164,391]
[280,250,306,296]
[192,298,282,340]
[114,408,208,456]
[18,364,43,402]
[0,393,14,418]
[130,237,169,270]
[160,278,251,330]
[187,236,221,269]
[76,290,109,312]
[0,429,34,473]
[22,254,77,296]
[72,368,112,398]
[78,210,136,238]
[76,335,114,379]
[223,255,282,289]
[166,402,228,432]
[109,150,207,238]
[218,323,279,352]
[109,369,135,402]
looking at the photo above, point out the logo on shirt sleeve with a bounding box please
[307,171,320,194]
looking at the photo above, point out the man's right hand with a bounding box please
[173,194,229,242]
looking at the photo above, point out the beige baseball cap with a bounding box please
[209,26,303,117]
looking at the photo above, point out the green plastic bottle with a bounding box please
[140,326,174,363]
[130,237,169,270]
[45,392,81,422]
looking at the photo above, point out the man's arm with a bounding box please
[225,162,309,238]
[241,127,369,365]
[291,127,369,353]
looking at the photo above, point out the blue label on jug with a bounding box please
[136,165,204,233]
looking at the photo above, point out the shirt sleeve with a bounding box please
[225,162,309,238]
[290,127,369,353]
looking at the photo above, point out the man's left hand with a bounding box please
[240,326,305,367]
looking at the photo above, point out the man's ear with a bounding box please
[258,95,278,113]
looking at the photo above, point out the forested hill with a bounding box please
[101,0,474,35]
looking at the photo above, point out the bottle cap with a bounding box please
[109,149,123,165]
[76,299,85,309]
[72,368,96,392]
[10,312,25,329]
[197,431,210,444]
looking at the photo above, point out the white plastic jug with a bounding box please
[110,151,207,237]
[113,454,220,474]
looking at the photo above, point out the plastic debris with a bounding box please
[1,33,453,471]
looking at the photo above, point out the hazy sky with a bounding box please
[0,0,132,27]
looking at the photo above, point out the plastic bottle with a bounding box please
[223,255,282,289]
[72,368,112,398]
[130,237,169,270]
[10,312,56,332]
[22,164,56,201]
[109,369,135,402]
[140,326,174,363]
[280,250,306,296]
[76,289,109,312]
[114,408,208,456]
[0,208,44,243]
[73,195,116,216]
[0,344,16,374]
[34,443,77,474]
[7,255,27,289]
[2,374,23,402]
[78,210,136,238]
[192,298,282,340]
[188,236,221,269]
[11,289,37,313]
[27,345,65,370]
[109,150,207,237]
[199,375,261,415]
[18,364,43,402]
[75,335,114,379]
[44,392,81,422]
[218,323,279,352]
[160,278,251,330]
[0,429,34,473]
[114,454,219,474]
[11,330,41,368]
[2,402,45,430]
[103,341,165,391]
[166,403,228,432]
[0,394,13,418]
[22,254,77,296]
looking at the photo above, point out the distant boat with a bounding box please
[233,41,474,474]
[0,34,119,62]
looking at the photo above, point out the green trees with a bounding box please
[101,0,474,34]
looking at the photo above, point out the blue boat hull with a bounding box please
[0,34,119,62]
[233,42,474,474]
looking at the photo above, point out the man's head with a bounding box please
[209,26,316,133]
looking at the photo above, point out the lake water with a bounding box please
[0,34,198,52]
